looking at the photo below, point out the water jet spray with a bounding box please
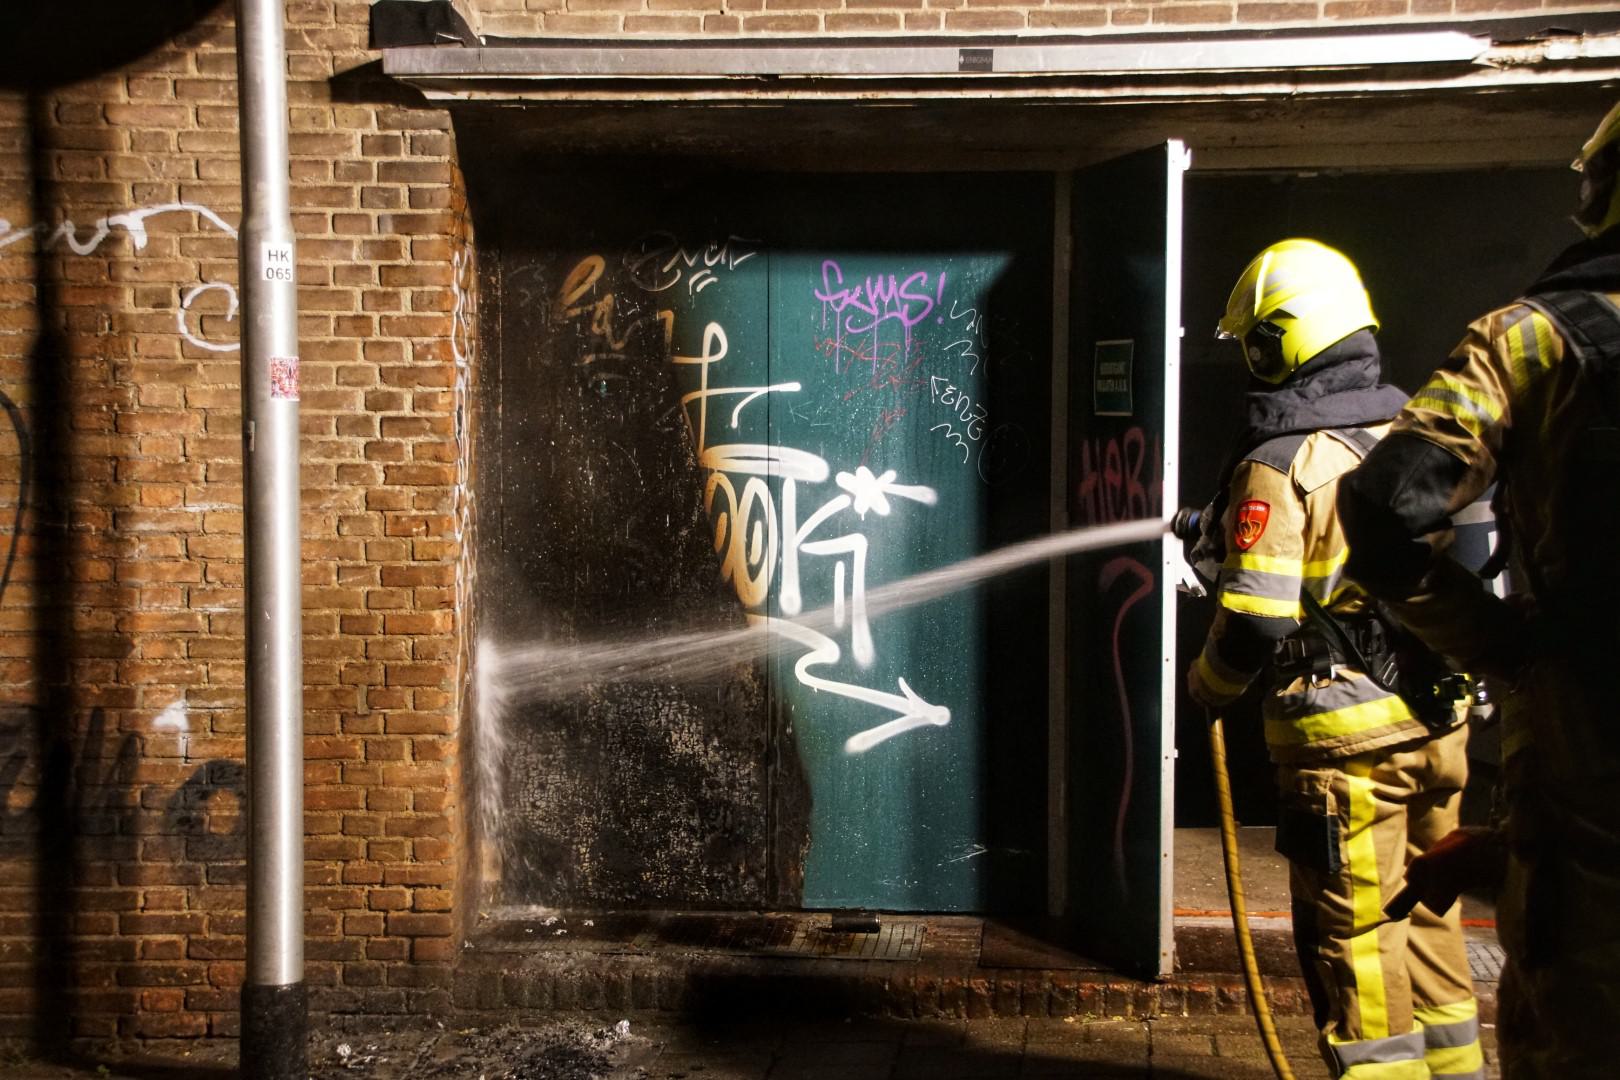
[480,515,1170,708]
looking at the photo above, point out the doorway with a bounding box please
[469,164,1057,915]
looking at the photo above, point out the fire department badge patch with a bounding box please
[1234,500,1270,551]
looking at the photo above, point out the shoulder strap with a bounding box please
[1242,432,1308,472]
[1320,426,1380,460]
[1523,290,1620,426]
[1524,290,1620,369]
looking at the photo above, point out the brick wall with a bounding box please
[465,0,1619,37]
[0,0,1607,1051]
[0,1,472,1046]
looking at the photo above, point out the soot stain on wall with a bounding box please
[471,159,809,908]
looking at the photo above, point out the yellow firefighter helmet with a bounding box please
[1217,238,1379,385]
[1574,100,1620,238]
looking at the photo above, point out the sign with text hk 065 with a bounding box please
[261,242,294,283]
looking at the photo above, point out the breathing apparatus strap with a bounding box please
[1524,290,1620,426]
[1518,291,1620,655]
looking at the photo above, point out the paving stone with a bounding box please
[1150,1054,1278,1079]
[782,1020,904,1046]
[1151,1032,1217,1056]
[656,1050,778,1067]
[774,1040,899,1065]
[1028,1017,1151,1045]
[655,1053,776,1080]
[895,1045,1022,1078]
[1078,1019,1151,1045]
[1019,1038,1151,1076]
[1211,1029,1318,1062]
[902,1021,968,1046]
[767,1063,893,1080]
[962,1017,1029,1047]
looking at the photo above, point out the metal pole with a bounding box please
[235,0,306,1076]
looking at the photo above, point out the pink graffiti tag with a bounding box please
[1099,555,1155,899]
[1075,426,1163,526]
[814,261,946,385]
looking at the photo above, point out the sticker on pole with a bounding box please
[260,242,295,284]
[270,356,300,400]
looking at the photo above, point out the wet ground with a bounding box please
[4,1012,1500,1079]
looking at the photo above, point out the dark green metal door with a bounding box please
[1065,143,1188,976]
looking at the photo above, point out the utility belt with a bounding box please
[1270,609,1473,732]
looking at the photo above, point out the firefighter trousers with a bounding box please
[1493,653,1620,1080]
[1279,723,1484,1079]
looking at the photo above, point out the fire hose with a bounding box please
[1174,507,1296,1080]
[1208,707,1296,1080]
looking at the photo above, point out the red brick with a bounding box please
[385,912,453,937]
[1151,2,1234,21]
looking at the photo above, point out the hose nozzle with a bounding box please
[1172,506,1203,541]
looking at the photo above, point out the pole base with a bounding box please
[240,981,308,1080]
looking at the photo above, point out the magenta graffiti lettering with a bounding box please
[814,261,944,337]
[814,262,947,387]
[1075,427,1163,526]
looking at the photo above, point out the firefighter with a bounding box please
[1339,101,1620,1079]
[1188,238,1482,1079]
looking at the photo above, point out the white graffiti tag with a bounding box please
[672,318,947,753]
[624,231,760,296]
[0,202,240,353]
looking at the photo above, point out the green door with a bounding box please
[668,178,1054,910]
[1065,143,1189,976]
[762,246,1039,909]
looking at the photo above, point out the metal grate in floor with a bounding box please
[1468,941,1505,982]
[646,914,926,961]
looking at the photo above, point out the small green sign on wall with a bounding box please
[1093,338,1135,417]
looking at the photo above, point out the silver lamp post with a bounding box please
[234,0,306,1075]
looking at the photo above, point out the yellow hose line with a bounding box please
[1209,711,1297,1080]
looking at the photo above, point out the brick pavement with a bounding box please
[3,1012,1501,1079]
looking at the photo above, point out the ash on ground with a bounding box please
[312,1019,647,1080]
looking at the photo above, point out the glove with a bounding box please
[1386,826,1507,919]
[1188,497,1224,588]
[1187,656,1243,710]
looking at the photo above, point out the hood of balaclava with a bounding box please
[1233,328,1411,455]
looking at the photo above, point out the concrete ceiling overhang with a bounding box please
[376,8,1620,169]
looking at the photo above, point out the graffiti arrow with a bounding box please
[841,679,951,754]
[753,616,951,755]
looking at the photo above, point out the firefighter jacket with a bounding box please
[1340,230,1620,765]
[1191,331,1434,764]
[1338,222,1620,1080]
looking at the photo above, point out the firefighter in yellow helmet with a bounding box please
[1188,238,1482,1078]
[1340,101,1620,1079]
